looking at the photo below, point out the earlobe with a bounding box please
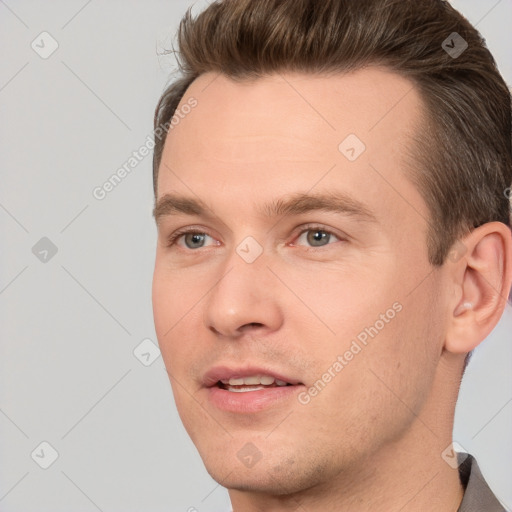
[444,222,512,355]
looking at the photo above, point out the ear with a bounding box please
[445,222,512,354]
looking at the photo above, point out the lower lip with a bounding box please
[206,385,304,413]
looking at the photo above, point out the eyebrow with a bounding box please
[153,191,378,224]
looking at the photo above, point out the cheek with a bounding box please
[345,287,442,416]
[152,258,205,335]
[297,264,441,413]
[151,266,172,342]
[152,263,197,370]
[297,300,437,457]
[284,262,400,351]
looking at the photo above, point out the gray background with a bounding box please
[0,1,511,511]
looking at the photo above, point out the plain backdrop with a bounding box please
[0,1,511,511]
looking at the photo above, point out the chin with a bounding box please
[197,441,332,497]
[205,465,304,495]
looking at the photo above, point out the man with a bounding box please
[151,0,512,510]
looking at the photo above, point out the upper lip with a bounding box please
[202,365,304,388]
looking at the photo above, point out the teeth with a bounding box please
[229,375,276,386]
[227,377,245,385]
[219,375,290,386]
[242,376,262,385]
[226,386,265,393]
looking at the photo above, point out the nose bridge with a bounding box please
[202,240,283,336]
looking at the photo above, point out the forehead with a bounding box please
[157,68,427,225]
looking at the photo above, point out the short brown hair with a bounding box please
[153,0,512,267]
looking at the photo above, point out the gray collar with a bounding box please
[457,453,506,511]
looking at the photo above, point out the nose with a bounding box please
[202,248,284,338]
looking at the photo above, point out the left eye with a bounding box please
[295,227,341,247]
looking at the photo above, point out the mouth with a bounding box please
[203,366,305,413]
[203,365,304,389]
[216,375,296,392]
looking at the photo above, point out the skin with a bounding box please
[152,68,512,511]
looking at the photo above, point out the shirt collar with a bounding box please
[457,453,506,511]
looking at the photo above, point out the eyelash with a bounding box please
[165,224,345,251]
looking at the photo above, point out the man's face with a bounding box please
[152,68,450,494]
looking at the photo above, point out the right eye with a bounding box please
[166,229,218,250]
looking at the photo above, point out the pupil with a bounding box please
[308,230,328,246]
[187,233,205,248]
